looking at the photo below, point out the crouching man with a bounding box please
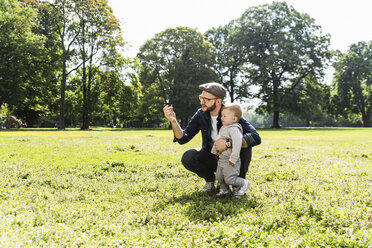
[163,82,261,191]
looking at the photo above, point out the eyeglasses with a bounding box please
[199,95,218,102]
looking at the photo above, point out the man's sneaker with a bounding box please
[202,181,215,191]
[235,179,250,196]
[216,188,232,196]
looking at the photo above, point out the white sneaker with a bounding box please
[233,186,242,199]
[216,188,232,196]
[202,181,215,191]
[235,179,250,196]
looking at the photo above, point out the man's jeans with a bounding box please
[181,147,252,182]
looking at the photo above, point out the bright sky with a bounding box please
[108,0,372,58]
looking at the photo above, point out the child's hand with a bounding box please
[228,161,235,167]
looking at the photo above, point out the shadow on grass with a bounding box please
[154,190,260,223]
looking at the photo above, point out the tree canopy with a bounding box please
[333,41,372,127]
[0,0,46,109]
[1,0,370,128]
[138,27,217,127]
[205,23,248,103]
[235,2,331,127]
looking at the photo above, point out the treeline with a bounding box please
[0,0,371,128]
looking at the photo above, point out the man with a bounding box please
[163,82,261,191]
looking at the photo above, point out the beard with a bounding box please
[206,101,217,112]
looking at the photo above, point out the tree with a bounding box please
[237,2,331,128]
[92,59,142,127]
[333,41,372,127]
[281,76,330,127]
[137,27,217,127]
[118,58,142,126]
[48,0,81,130]
[0,0,43,107]
[74,0,124,130]
[13,0,61,126]
[205,23,248,103]
[0,0,59,126]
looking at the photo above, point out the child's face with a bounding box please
[221,109,238,126]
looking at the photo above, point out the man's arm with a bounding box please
[210,142,218,155]
[240,117,261,147]
[163,105,202,145]
[214,117,261,152]
[214,136,247,153]
[163,105,183,139]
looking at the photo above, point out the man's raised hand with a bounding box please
[163,105,177,122]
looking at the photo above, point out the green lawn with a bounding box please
[0,128,371,247]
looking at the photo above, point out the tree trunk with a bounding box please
[362,109,371,127]
[84,53,94,129]
[81,21,89,130]
[229,76,234,103]
[81,60,89,130]
[59,50,67,130]
[82,65,92,130]
[229,90,234,103]
[81,66,89,130]
[271,78,281,128]
[272,111,281,128]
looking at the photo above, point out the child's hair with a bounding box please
[222,103,242,120]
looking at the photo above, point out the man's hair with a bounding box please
[222,103,242,120]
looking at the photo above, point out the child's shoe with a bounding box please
[234,179,250,197]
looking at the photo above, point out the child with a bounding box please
[211,104,250,197]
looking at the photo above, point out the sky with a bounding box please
[108,0,372,58]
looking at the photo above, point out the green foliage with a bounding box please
[0,0,52,113]
[280,76,331,126]
[118,58,142,126]
[0,128,371,246]
[47,0,81,129]
[205,24,248,102]
[74,0,125,129]
[333,41,372,127]
[236,2,331,127]
[90,60,142,127]
[138,27,218,126]
[64,89,81,126]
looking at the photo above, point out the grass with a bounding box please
[0,127,371,247]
